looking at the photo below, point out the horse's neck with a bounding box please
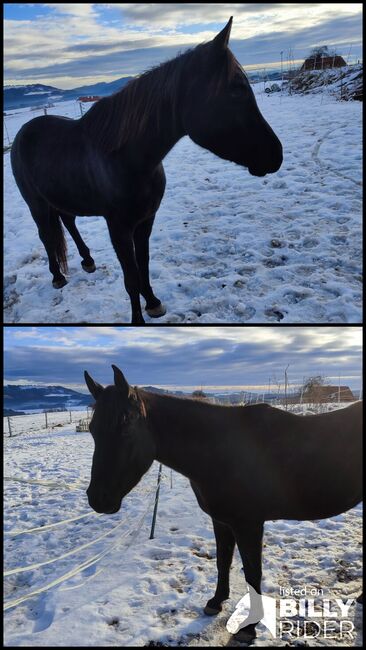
[123,75,186,168]
[142,391,207,479]
[133,109,184,168]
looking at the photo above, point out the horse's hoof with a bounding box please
[204,605,221,616]
[52,278,67,289]
[146,302,166,318]
[233,623,257,643]
[81,261,96,273]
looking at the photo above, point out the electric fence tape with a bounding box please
[4,470,162,611]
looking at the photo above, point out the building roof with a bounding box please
[301,55,347,71]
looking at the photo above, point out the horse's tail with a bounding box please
[53,212,68,275]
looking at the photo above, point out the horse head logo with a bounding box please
[226,585,277,638]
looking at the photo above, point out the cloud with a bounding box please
[4,4,362,87]
[43,3,97,17]
[3,327,362,391]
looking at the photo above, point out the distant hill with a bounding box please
[4,385,92,413]
[4,76,133,110]
[4,408,26,417]
[142,386,187,397]
[4,83,63,110]
[3,383,190,414]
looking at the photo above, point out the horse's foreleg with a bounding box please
[204,519,235,615]
[106,217,144,324]
[133,215,166,317]
[60,214,96,273]
[231,520,264,642]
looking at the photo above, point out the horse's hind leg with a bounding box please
[204,519,236,615]
[31,206,68,289]
[133,215,166,317]
[60,214,96,273]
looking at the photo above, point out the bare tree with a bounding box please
[191,389,208,401]
[302,375,326,404]
[309,46,329,61]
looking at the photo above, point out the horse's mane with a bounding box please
[80,43,243,154]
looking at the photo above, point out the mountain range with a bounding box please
[4,385,92,414]
[4,77,134,110]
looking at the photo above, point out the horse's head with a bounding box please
[182,17,283,176]
[84,365,154,514]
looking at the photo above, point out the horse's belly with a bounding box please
[269,482,362,521]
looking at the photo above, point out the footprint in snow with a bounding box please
[29,593,56,633]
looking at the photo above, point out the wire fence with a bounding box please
[4,408,92,437]
[197,376,361,412]
[243,387,359,407]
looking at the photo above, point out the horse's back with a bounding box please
[229,402,362,521]
[279,402,362,518]
[13,115,78,160]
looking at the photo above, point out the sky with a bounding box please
[3,326,363,393]
[4,3,363,89]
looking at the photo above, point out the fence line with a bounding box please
[4,408,92,437]
[210,389,359,408]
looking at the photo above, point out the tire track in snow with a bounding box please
[311,126,362,187]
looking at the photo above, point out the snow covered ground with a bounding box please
[3,86,362,324]
[4,404,362,646]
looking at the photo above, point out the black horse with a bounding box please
[11,18,282,323]
[84,366,362,640]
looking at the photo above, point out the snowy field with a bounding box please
[3,86,362,324]
[4,404,362,647]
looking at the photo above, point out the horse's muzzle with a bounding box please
[87,487,121,514]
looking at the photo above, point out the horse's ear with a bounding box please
[84,371,104,401]
[112,365,130,398]
[212,17,233,51]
